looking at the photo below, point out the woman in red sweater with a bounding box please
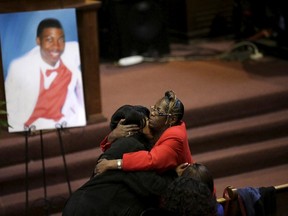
[95,90,193,174]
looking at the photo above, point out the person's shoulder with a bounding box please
[62,41,80,66]
[105,136,146,156]
[9,46,40,69]
[118,136,145,147]
[12,46,39,61]
[66,41,79,45]
[164,121,187,137]
[64,41,79,50]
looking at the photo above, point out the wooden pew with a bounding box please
[217,183,288,216]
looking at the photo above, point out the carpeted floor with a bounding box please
[99,39,288,120]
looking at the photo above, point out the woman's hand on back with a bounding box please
[94,159,117,175]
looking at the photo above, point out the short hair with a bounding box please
[181,163,214,194]
[36,18,63,37]
[162,176,216,216]
[109,105,150,130]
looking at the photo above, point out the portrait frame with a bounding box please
[0,8,87,132]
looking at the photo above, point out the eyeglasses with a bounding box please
[150,106,171,116]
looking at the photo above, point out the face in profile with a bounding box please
[149,99,169,131]
[142,117,153,140]
[37,27,65,66]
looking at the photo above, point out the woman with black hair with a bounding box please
[177,163,224,216]
[141,163,222,216]
[160,176,217,216]
[62,105,175,216]
[96,104,153,161]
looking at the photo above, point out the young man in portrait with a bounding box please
[5,17,86,132]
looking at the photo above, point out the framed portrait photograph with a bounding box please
[0,8,87,132]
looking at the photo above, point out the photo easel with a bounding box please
[24,123,71,216]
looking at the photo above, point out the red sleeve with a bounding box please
[122,123,192,173]
[99,135,112,152]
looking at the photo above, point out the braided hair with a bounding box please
[162,90,184,125]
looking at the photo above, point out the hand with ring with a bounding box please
[107,119,139,142]
[126,131,132,137]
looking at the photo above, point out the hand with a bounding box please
[108,119,140,142]
[175,162,190,176]
[94,159,117,175]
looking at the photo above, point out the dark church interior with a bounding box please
[0,0,287,215]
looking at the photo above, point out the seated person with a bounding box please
[176,162,224,216]
[142,176,217,216]
[142,163,224,216]
[178,162,215,193]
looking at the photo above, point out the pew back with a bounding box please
[217,183,288,216]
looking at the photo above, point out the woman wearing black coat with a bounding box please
[62,105,176,216]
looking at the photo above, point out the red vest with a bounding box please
[25,60,72,127]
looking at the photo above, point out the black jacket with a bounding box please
[62,135,176,216]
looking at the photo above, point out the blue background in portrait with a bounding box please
[0,8,78,80]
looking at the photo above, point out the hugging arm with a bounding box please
[100,119,140,152]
